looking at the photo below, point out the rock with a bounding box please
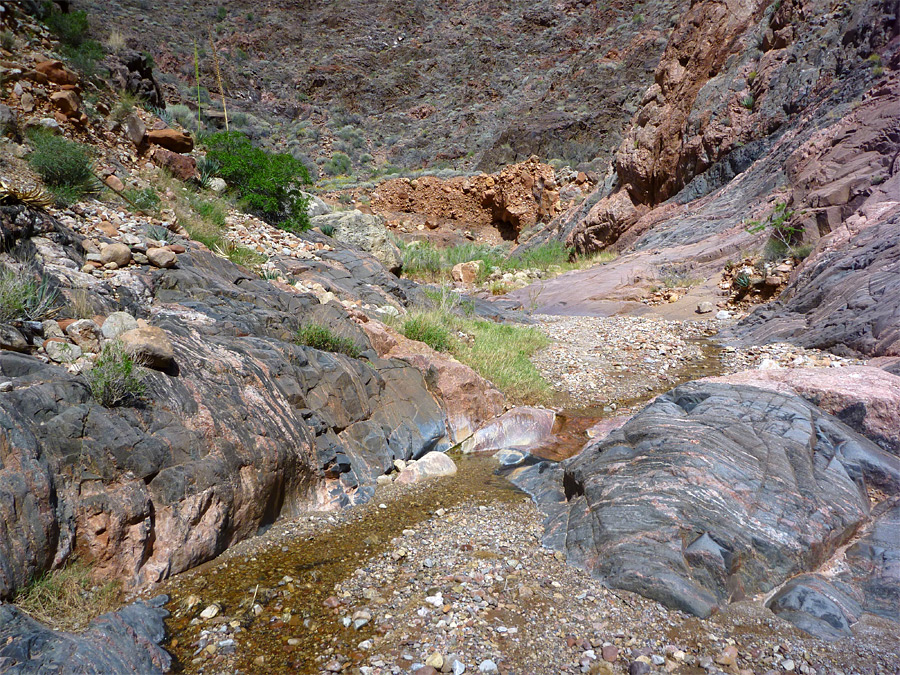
[513,383,898,619]
[396,451,457,485]
[105,174,125,192]
[310,210,403,274]
[20,92,35,113]
[44,340,82,363]
[716,310,732,319]
[0,324,29,352]
[199,604,220,619]
[147,128,194,153]
[460,407,556,454]
[629,663,650,675]
[34,60,78,85]
[146,247,177,268]
[451,260,483,284]
[733,217,899,359]
[0,597,170,673]
[124,112,147,150]
[478,660,498,673]
[104,49,163,107]
[601,645,618,662]
[151,147,197,181]
[38,117,61,132]
[100,243,132,267]
[302,191,332,217]
[703,366,900,455]
[696,301,714,314]
[360,319,504,443]
[208,177,227,193]
[716,645,738,666]
[425,652,444,669]
[101,311,139,339]
[351,609,371,629]
[118,326,175,369]
[413,668,439,675]
[64,319,101,352]
[50,90,79,116]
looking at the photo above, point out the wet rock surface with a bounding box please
[0,597,171,674]
[512,382,899,624]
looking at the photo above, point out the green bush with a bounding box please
[0,268,59,321]
[27,129,98,206]
[45,9,89,46]
[204,131,311,232]
[296,323,361,357]
[87,341,146,407]
[402,315,452,352]
[62,39,105,79]
[506,241,572,270]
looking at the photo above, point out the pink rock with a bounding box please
[460,406,556,454]
[703,366,900,454]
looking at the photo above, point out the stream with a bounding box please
[159,335,731,673]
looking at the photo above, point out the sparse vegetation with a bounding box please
[14,559,121,632]
[122,187,160,214]
[204,131,312,232]
[295,323,361,357]
[323,152,352,177]
[45,8,90,46]
[0,267,59,322]
[741,95,755,110]
[26,129,99,206]
[87,341,147,408]
[746,201,801,257]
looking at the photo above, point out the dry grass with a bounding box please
[14,560,122,631]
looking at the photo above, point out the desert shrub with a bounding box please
[323,152,352,176]
[204,131,311,232]
[296,323,361,357]
[791,243,814,260]
[62,40,105,79]
[167,103,194,130]
[320,223,335,237]
[400,241,444,277]
[87,341,146,407]
[746,201,800,255]
[505,241,572,270]
[0,268,59,321]
[122,187,160,214]
[26,129,98,205]
[1,30,16,51]
[402,315,452,352]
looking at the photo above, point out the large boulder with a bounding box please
[0,597,171,673]
[118,326,175,369]
[395,451,457,484]
[147,129,194,153]
[311,210,402,274]
[512,382,899,618]
[360,318,503,443]
[460,406,556,454]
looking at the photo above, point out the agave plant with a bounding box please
[0,180,54,210]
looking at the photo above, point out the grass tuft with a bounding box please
[87,341,146,407]
[27,129,99,206]
[0,267,59,322]
[14,559,121,632]
[296,323,361,357]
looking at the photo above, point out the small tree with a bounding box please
[204,131,312,232]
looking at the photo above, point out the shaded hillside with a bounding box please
[79,0,687,175]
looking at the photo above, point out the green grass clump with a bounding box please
[396,303,550,404]
[296,323,361,357]
[0,268,59,322]
[27,129,98,206]
[204,131,311,232]
[402,315,452,352]
[62,39,105,79]
[505,240,572,270]
[87,341,146,407]
[400,241,445,278]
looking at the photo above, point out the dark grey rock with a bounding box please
[0,596,171,674]
[731,217,900,358]
[512,382,899,618]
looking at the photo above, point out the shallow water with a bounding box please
[161,454,526,673]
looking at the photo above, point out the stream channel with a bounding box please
[158,335,728,673]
